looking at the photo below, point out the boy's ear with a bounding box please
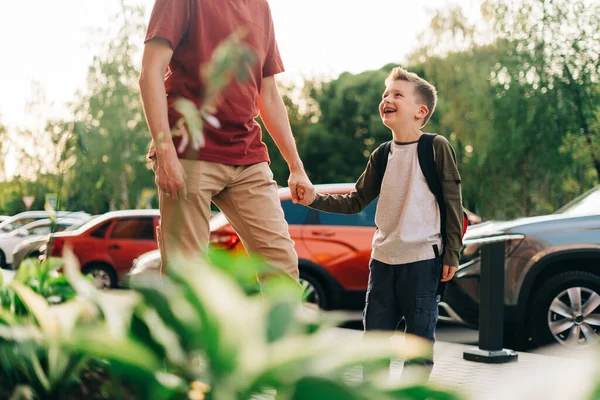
[416,104,429,120]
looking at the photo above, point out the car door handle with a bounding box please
[108,244,121,250]
[312,230,335,237]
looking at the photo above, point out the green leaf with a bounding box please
[292,377,361,400]
[14,259,37,285]
[131,274,202,350]
[166,254,264,378]
[265,301,296,343]
[43,257,65,272]
[383,385,463,400]
[65,328,163,378]
[244,331,431,394]
[0,307,18,326]
[173,98,205,151]
[0,324,44,342]
[206,249,273,295]
[9,282,58,338]
[62,247,140,338]
[138,306,187,367]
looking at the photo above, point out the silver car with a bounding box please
[10,218,93,269]
[0,211,90,234]
[443,185,600,349]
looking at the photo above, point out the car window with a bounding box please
[90,221,112,238]
[557,187,600,216]
[55,223,73,232]
[316,199,378,227]
[110,218,155,240]
[281,200,309,225]
[29,226,51,236]
[12,218,39,230]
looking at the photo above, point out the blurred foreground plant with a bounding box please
[60,246,459,400]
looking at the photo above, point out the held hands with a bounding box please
[295,182,316,206]
[441,265,457,282]
[287,167,315,206]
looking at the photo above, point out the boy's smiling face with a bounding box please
[379,80,428,130]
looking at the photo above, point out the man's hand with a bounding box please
[155,149,187,200]
[288,168,313,204]
[441,265,457,282]
[296,182,316,206]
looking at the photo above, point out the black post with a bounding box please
[463,241,518,363]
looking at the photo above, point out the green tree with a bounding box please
[0,122,8,182]
[483,0,600,186]
[47,3,154,214]
[0,176,58,215]
[401,1,600,217]
[298,68,391,185]
[259,82,318,186]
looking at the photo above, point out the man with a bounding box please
[139,0,312,279]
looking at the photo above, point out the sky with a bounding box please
[0,0,484,175]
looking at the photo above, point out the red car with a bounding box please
[206,184,376,310]
[47,210,160,288]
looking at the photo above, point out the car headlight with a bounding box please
[459,234,525,268]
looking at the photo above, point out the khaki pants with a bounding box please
[155,159,299,280]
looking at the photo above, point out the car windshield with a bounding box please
[556,186,600,216]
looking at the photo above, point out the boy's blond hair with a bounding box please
[385,67,437,128]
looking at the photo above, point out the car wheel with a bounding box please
[0,250,5,269]
[531,271,600,348]
[82,264,117,290]
[299,272,328,310]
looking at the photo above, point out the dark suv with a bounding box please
[443,185,600,349]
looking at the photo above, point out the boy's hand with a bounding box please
[441,265,457,282]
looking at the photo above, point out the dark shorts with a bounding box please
[363,257,442,342]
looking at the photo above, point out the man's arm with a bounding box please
[433,136,464,280]
[258,76,311,203]
[139,38,186,200]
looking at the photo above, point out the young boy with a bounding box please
[298,67,464,364]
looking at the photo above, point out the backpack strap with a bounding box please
[418,133,450,298]
[374,141,392,192]
[417,133,447,252]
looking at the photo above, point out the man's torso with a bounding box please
[146,0,284,164]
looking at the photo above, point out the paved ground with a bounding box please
[327,328,600,400]
[1,268,14,284]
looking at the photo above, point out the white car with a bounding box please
[0,211,90,234]
[0,218,82,268]
[127,249,161,286]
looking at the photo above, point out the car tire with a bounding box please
[82,263,118,290]
[531,270,600,348]
[299,272,329,310]
[0,250,5,269]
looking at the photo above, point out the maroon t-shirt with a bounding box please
[145,0,284,165]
